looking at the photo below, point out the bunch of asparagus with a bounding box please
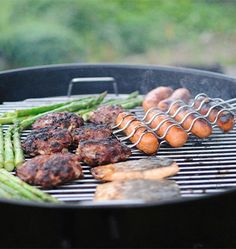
[0,125,24,171]
[0,169,59,203]
[0,91,142,129]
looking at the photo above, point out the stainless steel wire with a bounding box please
[113,93,235,148]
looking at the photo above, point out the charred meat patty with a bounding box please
[88,105,124,127]
[16,153,83,188]
[32,112,84,130]
[72,124,112,146]
[76,138,131,166]
[22,127,73,156]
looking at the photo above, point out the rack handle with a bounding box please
[67,77,119,97]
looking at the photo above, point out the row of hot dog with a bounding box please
[113,86,235,155]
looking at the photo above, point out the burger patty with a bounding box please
[76,138,132,166]
[88,105,124,127]
[72,124,112,146]
[22,127,73,156]
[16,153,83,188]
[32,112,84,130]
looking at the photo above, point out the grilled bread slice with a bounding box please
[94,179,180,202]
[91,157,179,181]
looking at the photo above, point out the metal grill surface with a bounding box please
[1,94,236,203]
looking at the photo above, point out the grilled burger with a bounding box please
[16,153,83,188]
[32,111,84,131]
[22,127,73,156]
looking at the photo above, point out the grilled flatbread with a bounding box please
[94,179,180,202]
[91,157,179,181]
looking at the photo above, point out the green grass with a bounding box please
[0,0,235,68]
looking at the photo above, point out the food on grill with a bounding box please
[0,96,95,119]
[0,125,25,171]
[91,157,179,181]
[16,153,83,188]
[0,92,143,126]
[193,96,235,132]
[13,126,25,168]
[0,169,59,202]
[158,88,191,111]
[75,92,143,121]
[19,92,107,130]
[72,124,112,146]
[94,179,180,202]
[22,127,73,156]
[102,91,143,109]
[145,109,188,147]
[89,105,124,127]
[143,86,174,112]
[76,138,131,166]
[4,126,14,171]
[32,111,84,131]
[168,102,212,138]
[115,112,159,154]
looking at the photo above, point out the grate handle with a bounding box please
[67,77,119,97]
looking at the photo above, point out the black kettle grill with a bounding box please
[0,64,236,248]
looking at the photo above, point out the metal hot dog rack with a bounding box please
[112,93,236,149]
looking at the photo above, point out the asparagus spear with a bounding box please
[0,187,13,199]
[0,181,28,200]
[77,107,96,116]
[127,91,140,99]
[1,96,94,118]
[13,126,24,168]
[19,92,107,130]
[0,169,59,203]
[103,91,140,105]
[80,95,143,121]
[0,115,38,125]
[0,171,42,201]
[76,94,139,118]
[0,116,17,125]
[121,97,143,109]
[0,125,4,168]
[4,126,14,171]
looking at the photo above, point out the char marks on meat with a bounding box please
[32,112,84,130]
[72,124,112,146]
[76,138,131,166]
[91,157,179,181]
[22,127,73,156]
[16,153,83,188]
[94,179,180,202]
[89,105,124,127]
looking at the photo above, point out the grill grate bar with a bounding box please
[172,174,236,180]
[179,163,236,168]
[180,183,236,189]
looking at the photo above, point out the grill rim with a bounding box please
[1,62,236,81]
[1,63,236,103]
[0,186,235,209]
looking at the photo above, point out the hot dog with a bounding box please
[158,88,191,111]
[168,102,212,138]
[143,86,173,112]
[115,112,159,155]
[193,97,235,132]
[145,109,188,147]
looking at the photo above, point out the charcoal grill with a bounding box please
[1,64,236,248]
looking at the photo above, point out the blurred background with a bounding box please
[0,0,235,76]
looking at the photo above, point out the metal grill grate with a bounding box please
[1,94,236,203]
